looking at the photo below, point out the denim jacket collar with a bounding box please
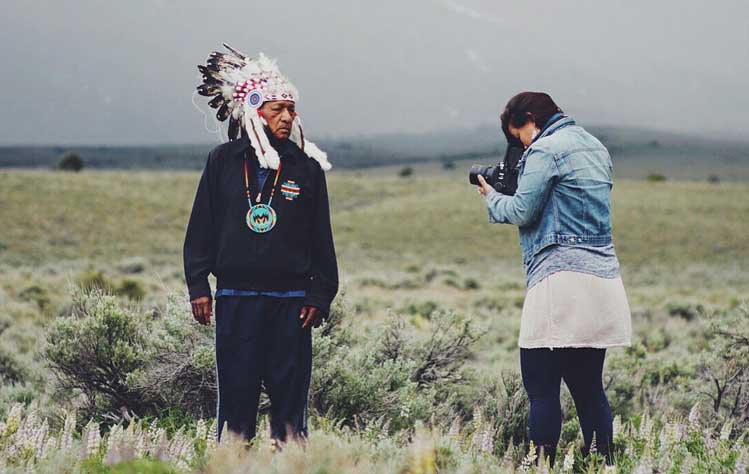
[516,115,576,171]
[534,114,575,144]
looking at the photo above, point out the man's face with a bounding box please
[260,100,296,140]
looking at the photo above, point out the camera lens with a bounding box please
[469,164,493,185]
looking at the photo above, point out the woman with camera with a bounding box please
[476,92,632,466]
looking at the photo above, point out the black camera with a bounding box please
[468,145,524,195]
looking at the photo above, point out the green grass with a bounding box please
[2,169,747,268]
[1,168,746,375]
[1,167,748,472]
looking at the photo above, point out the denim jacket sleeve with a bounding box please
[484,147,558,227]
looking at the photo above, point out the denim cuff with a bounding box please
[485,188,502,223]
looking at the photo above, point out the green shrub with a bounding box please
[311,303,482,432]
[76,270,115,293]
[0,348,28,384]
[128,295,216,419]
[399,300,439,318]
[0,314,12,336]
[666,301,704,321]
[646,173,667,182]
[45,289,215,421]
[117,257,146,274]
[399,166,414,177]
[463,278,480,290]
[472,296,505,312]
[116,279,146,301]
[698,305,749,431]
[45,289,153,418]
[18,285,51,311]
[472,371,529,455]
[57,152,84,172]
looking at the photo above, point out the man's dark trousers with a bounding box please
[215,295,312,442]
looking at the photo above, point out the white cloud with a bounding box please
[464,48,490,73]
[442,0,505,26]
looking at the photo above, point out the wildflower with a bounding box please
[151,429,170,462]
[720,420,733,441]
[135,432,146,458]
[148,419,159,440]
[84,423,101,459]
[561,444,575,472]
[41,437,56,460]
[33,418,49,459]
[206,419,218,450]
[519,441,537,473]
[704,429,717,451]
[680,454,694,474]
[639,413,653,442]
[633,456,653,474]
[472,407,482,432]
[501,438,515,466]
[480,428,494,454]
[195,418,207,441]
[448,417,461,445]
[612,415,622,439]
[688,403,700,429]
[61,411,76,451]
[735,450,748,474]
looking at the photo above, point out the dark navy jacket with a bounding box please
[183,135,339,315]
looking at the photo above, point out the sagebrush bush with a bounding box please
[0,348,28,385]
[45,289,154,419]
[18,285,51,312]
[311,301,482,432]
[698,304,749,431]
[75,270,115,294]
[116,279,146,301]
[471,371,529,456]
[128,296,216,419]
[43,289,485,432]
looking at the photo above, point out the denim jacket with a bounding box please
[485,115,614,266]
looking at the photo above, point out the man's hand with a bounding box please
[191,296,213,325]
[476,175,493,197]
[299,306,323,329]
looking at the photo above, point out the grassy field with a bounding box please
[1,167,748,472]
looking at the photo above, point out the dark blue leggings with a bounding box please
[520,348,613,465]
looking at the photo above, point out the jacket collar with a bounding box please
[515,114,576,170]
[534,114,575,143]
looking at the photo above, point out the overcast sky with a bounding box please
[1,0,747,145]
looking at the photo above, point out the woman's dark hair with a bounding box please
[500,92,563,144]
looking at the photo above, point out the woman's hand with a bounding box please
[476,175,493,197]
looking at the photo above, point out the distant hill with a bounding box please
[1,125,748,180]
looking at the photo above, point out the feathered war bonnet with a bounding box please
[196,44,331,170]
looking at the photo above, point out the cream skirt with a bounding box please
[519,270,632,349]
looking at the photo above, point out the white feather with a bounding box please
[289,116,332,170]
[303,139,332,171]
[243,106,280,170]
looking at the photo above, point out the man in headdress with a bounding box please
[184,45,338,443]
